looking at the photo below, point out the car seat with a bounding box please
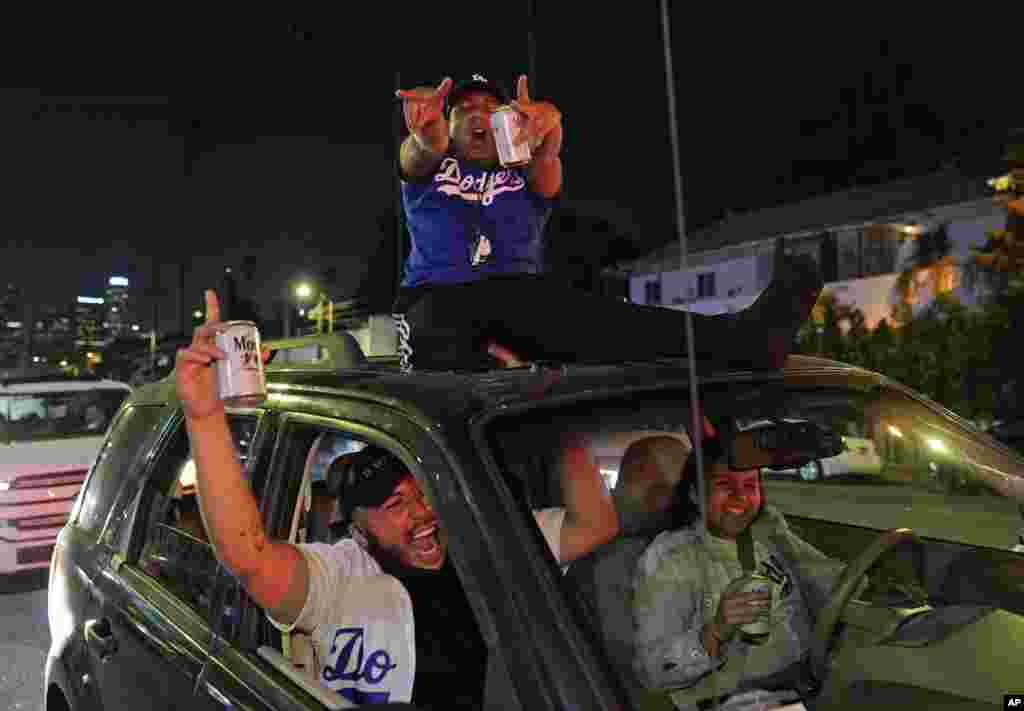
[564,438,686,711]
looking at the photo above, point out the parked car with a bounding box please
[44,336,1024,710]
[759,424,883,483]
[0,371,130,575]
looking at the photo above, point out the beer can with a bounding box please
[490,105,532,168]
[213,321,266,407]
[725,573,773,645]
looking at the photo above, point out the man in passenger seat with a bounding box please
[290,441,615,707]
[175,301,618,707]
[632,436,847,710]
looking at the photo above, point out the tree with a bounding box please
[970,138,1024,277]
[796,289,871,364]
[895,222,954,308]
[970,193,1024,274]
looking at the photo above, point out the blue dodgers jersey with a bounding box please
[401,155,555,287]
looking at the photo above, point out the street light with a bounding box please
[295,283,314,301]
[193,310,203,320]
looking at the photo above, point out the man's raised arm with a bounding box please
[513,76,562,199]
[556,433,619,563]
[176,290,309,625]
[397,77,452,179]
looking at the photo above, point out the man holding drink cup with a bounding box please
[633,437,844,710]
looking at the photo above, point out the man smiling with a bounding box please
[633,437,842,710]
[392,73,824,375]
[175,294,618,706]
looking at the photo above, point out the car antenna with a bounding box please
[659,0,708,535]
[661,6,740,705]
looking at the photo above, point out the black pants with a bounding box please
[393,255,820,372]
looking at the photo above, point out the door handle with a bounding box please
[84,618,119,660]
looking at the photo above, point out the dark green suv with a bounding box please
[44,334,1024,710]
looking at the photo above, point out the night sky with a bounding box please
[2,14,1016,334]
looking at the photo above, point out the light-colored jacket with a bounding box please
[632,510,843,708]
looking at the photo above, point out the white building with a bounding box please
[615,167,1006,327]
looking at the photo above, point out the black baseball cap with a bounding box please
[445,74,509,117]
[328,447,412,522]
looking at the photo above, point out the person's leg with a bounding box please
[395,247,821,371]
[396,283,495,371]
[477,250,821,370]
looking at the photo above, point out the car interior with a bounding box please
[486,381,1024,710]
[486,396,706,709]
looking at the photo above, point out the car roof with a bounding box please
[0,375,132,394]
[129,354,877,428]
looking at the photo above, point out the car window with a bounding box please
[136,414,260,630]
[0,387,129,441]
[73,404,166,536]
[279,425,366,547]
[486,394,696,705]
[760,379,1024,553]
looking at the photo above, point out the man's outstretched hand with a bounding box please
[176,290,273,420]
[397,77,452,151]
[175,290,227,422]
[510,75,561,147]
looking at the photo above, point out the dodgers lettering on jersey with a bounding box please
[312,573,416,704]
[401,155,555,287]
[322,626,399,704]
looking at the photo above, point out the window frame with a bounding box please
[114,407,272,647]
[71,402,167,538]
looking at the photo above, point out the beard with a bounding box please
[361,526,447,578]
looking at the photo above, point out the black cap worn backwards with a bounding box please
[328,447,411,522]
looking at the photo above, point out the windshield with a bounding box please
[0,388,129,441]
[484,376,1024,707]
[488,379,1024,553]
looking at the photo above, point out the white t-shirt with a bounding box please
[269,508,566,705]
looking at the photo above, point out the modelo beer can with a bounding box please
[490,105,532,168]
[725,573,773,645]
[213,321,266,407]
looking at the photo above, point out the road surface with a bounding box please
[0,570,50,711]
